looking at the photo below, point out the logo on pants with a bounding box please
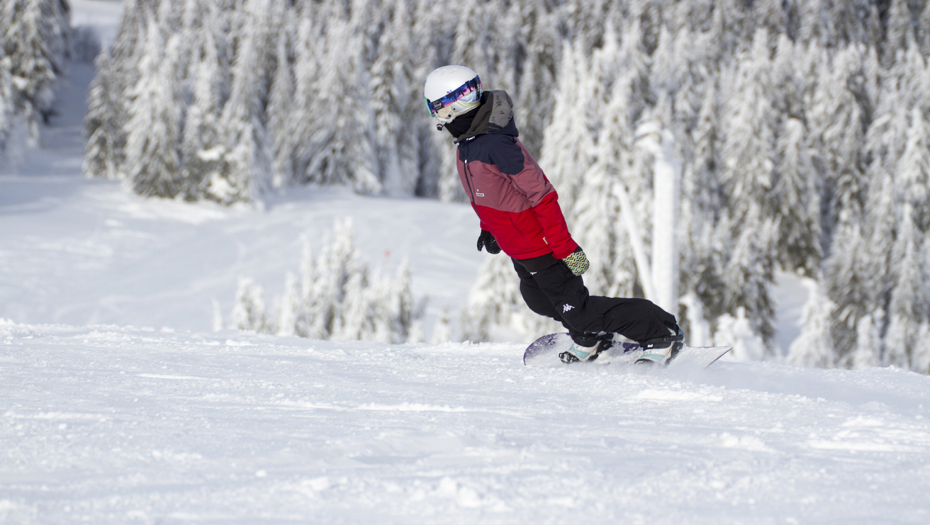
[562,303,575,313]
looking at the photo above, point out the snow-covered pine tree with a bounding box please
[110,0,147,67]
[232,277,266,332]
[84,0,150,180]
[406,320,425,345]
[912,322,930,374]
[293,236,324,339]
[681,81,728,326]
[883,202,930,369]
[0,57,13,153]
[301,15,380,194]
[389,0,426,199]
[706,0,753,55]
[719,28,777,223]
[884,0,917,67]
[289,16,321,186]
[461,255,521,343]
[838,0,882,48]
[490,1,522,97]
[513,1,559,159]
[179,12,229,200]
[431,308,453,344]
[811,45,875,364]
[180,0,206,40]
[858,49,917,366]
[920,2,930,57]
[242,220,418,343]
[752,0,791,39]
[862,166,899,355]
[125,25,184,198]
[714,307,767,362]
[797,0,876,49]
[824,210,872,365]
[718,28,779,347]
[462,248,562,343]
[773,117,821,275]
[661,22,714,129]
[276,272,299,337]
[0,0,71,144]
[369,0,420,196]
[390,259,415,343]
[795,0,828,45]
[451,0,499,94]
[538,41,597,213]
[649,24,686,112]
[897,107,930,236]
[560,0,609,52]
[665,0,712,38]
[571,23,647,298]
[720,204,778,347]
[333,266,371,341]
[206,0,274,203]
[347,0,383,67]
[307,219,362,339]
[787,277,836,368]
[434,2,506,202]
[884,206,926,369]
[808,44,868,239]
[850,309,881,369]
[883,106,930,368]
[572,92,632,297]
[267,19,296,189]
[82,49,125,180]
[333,256,414,344]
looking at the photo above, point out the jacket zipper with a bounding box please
[463,157,476,203]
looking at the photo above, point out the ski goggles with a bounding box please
[425,76,482,119]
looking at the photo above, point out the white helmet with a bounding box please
[424,65,482,125]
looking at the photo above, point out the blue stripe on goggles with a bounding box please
[425,76,481,118]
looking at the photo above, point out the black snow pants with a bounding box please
[512,255,678,346]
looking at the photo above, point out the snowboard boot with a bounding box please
[559,333,614,364]
[635,325,685,366]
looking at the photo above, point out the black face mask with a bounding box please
[444,109,478,138]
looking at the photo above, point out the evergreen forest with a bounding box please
[6,0,930,372]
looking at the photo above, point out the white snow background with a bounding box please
[2,2,930,523]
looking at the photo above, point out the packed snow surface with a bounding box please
[2,321,930,523]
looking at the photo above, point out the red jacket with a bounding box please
[454,91,578,260]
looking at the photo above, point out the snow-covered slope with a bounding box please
[0,171,482,336]
[2,320,930,523]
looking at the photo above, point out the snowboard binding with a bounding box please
[558,337,615,364]
[634,325,685,366]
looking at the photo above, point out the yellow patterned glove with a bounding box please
[562,248,589,276]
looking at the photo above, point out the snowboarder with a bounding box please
[423,65,684,364]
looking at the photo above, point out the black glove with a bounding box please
[477,230,501,254]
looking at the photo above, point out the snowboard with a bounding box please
[523,332,731,369]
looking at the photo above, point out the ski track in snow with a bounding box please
[2,322,930,524]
